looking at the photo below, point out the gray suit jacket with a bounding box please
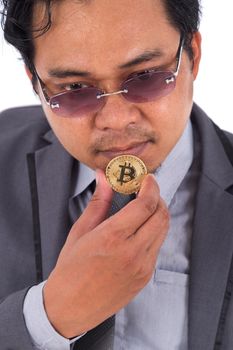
[0,103,233,350]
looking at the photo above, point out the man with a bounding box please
[1,0,233,349]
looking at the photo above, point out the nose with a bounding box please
[94,93,141,131]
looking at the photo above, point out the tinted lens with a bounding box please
[122,71,176,103]
[50,87,105,117]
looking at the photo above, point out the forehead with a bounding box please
[33,0,179,75]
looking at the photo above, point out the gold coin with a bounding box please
[105,155,148,194]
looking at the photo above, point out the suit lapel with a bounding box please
[33,130,74,279]
[189,105,233,349]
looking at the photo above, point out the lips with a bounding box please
[106,142,144,152]
[99,141,150,159]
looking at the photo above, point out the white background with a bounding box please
[0,0,233,131]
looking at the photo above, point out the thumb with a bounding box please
[67,169,114,242]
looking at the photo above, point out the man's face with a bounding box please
[32,0,201,172]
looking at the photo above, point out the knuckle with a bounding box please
[133,265,154,289]
[121,249,137,269]
[90,192,101,204]
[102,230,121,251]
[101,224,132,251]
[139,262,154,281]
[141,197,157,216]
[159,202,170,223]
[118,226,132,238]
[90,193,111,207]
[122,252,134,268]
[110,223,132,239]
[144,270,154,284]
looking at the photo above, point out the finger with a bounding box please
[127,198,169,282]
[133,197,170,253]
[98,174,161,240]
[68,169,114,243]
[138,173,159,199]
[141,225,168,280]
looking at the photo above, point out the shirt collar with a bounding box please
[73,119,193,202]
[72,162,95,197]
[155,119,193,207]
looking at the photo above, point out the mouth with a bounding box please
[98,141,151,159]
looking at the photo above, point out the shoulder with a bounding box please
[223,130,233,146]
[0,105,49,134]
[191,103,233,170]
[0,105,51,150]
[192,103,233,143]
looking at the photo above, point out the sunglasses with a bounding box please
[35,37,184,118]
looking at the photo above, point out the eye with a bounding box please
[136,69,152,76]
[127,68,158,80]
[136,70,155,81]
[63,82,90,91]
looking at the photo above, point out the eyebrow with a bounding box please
[47,48,164,79]
[48,69,91,78]
[118,49,163,69]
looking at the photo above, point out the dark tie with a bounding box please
[69,181,134,224]
[109,191,135,215]
[68,181,96,224]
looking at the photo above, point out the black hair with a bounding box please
[0,0,201,78]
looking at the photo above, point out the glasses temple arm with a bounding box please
[33,69,51,105]
[174,36,185,77]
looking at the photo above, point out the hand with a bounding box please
[43,170,170,338]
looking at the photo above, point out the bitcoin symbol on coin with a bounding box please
[117,162,136,185]
[106,155,148,194]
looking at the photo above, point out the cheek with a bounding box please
[154,67,193,129]
[142,95,186,137]
[141,71,193,154]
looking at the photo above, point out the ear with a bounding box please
[25,65,33,81]
[191,31,202,80]
[24,65,38,94]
